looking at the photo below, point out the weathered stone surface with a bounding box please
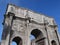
[1,4,60,45]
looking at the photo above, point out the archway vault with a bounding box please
[51,40,57,45]
[12,36,22,45]
[30,29,45,45]
[31,29,43,38]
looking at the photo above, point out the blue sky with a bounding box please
[0,0,60,44]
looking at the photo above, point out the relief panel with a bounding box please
[12,19,25,32]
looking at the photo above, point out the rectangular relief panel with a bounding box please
[12,19,25,32]
[28,11,44,24]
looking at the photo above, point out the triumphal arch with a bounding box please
[1,4,60,45]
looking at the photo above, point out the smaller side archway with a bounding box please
[51,40,57,45]
[11,36,22,45]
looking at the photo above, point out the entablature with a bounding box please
[4,4,57,27]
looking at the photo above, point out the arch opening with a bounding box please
[51,40,56,45]
[11,41,17,45]
[30,29,45,45]
[11,37,22,45]
[31,29,43,39]
[30,34,35,40]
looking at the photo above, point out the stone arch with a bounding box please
[11,36,22,45]
[30,29,45,45]
[51,40,57,45]
[31,29,43,38]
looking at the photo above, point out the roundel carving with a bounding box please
[12,19,24,32]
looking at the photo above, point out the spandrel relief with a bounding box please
[12,19,25,32]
